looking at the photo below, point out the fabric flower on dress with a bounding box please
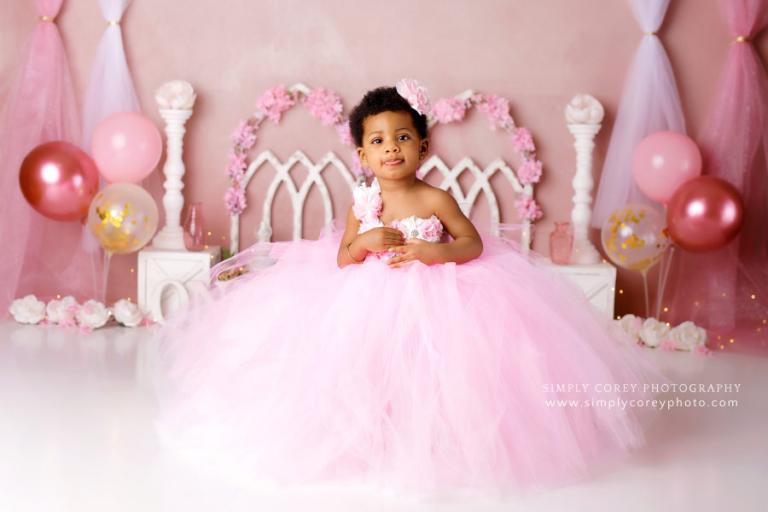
[9,295,46,324]
[255,86,296,123]
[395,79,431,116]
[431,98,467,124]
[304,88,344,126]
[352,182,383,224]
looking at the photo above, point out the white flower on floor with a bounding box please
[616,314,643,340]
[112,299,143,327]
[9,295,46,324]
[46,296,79,326]
[639,318,670,348]
[76,300,111,329]
[668,321,707,350]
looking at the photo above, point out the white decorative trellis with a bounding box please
[229,151,533,254]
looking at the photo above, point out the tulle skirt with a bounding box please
[152,228,671,497]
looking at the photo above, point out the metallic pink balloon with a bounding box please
[633,131,702,204]
[666,176,744,252]
[19,141,100,222]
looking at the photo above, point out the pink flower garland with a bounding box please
[226,85,544,223]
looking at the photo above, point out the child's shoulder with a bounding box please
[414,180,457,209]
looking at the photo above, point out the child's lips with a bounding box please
[383,159,404,167]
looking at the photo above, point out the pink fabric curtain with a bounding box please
[0,0,101,314]
[665,0,768,354]
[591,0,686,228]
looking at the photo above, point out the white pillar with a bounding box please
[565,94,603,265]
[152,81,196,250]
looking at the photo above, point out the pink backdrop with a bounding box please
[0,0,758,316]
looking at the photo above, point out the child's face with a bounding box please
[357,111,428,180]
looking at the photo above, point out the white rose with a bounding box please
[668,321,707,350]
[112,299,143,327]
[46,296,79,324]
[76,300,111,329]
[9,295,46,324]
[616,314,643,340]
[639,317,670,348]
[155,80,196,109]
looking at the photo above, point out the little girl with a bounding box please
[155,83,670,498]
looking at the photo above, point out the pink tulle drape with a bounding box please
[0,0,101,314]
[665,0,768,354]
[591,0,686,228]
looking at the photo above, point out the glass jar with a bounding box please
[183,202,205,251]
[549,221,573,264]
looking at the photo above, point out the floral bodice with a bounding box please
[352,179,444,243]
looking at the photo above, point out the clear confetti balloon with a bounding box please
[601,203,670,272]
[87,183,159,255]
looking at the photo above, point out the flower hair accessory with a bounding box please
[395,78,431,116]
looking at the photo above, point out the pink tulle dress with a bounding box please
[153,178,670,497]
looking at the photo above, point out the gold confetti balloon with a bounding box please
[87,183,159,255]
[601,203,670,272]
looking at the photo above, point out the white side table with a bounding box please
[541,260,617,319]
[137,246,221,322]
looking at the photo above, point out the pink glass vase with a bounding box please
[183,202,205,251]
[549,221,573,264]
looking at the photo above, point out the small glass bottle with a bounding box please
[549,221,573,264]
[183,202,205,251]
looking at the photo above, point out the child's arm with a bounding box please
[337,206,405,268]
[388,190,483,267]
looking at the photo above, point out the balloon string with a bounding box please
[102,251,112,302]
[655,245,676,319]
[641,269,650,318]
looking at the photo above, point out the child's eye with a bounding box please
[371,138,382,144]
[398,134,410,141]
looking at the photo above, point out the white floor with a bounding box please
[0,320,766,512]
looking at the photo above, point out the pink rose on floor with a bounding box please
[514,196,543,221]
[518,159,543,185]
[511,127,535,152]
[476,94,513,131]
[395,79,431,116]
[225,186,247,215]
[305,88,344,126]
[231,120,257,149]
[336,121,354,146]
[255,85,296,123]
[352,183,382,224]
[431,98,466,124]
[226,152,247,180]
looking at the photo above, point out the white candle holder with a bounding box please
[565,94,604,265]
[152,81,196,250]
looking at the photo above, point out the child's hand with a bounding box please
[358,227,405,253]
[387,239,438,268]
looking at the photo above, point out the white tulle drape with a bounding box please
[81,0,139,150]
[591,0,686,228]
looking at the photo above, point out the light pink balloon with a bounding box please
[632,131,702,204]
[92,112,163,183]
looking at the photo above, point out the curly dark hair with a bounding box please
[348,86,428,147]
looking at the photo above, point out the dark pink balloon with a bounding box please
[633,131,702,204]
[19,141,100,222]
[666,176,744,252]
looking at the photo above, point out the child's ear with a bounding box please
[356,146,368,167]
[419,139,430,160]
